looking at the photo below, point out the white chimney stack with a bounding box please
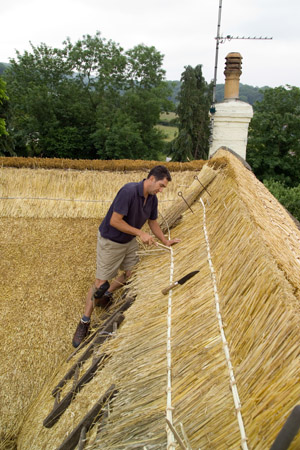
[209,52,253,159]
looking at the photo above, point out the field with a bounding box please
[155,124,178,141]
[157,111,178,143]
[159,112,177,122]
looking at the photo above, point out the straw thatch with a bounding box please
[0,164,200,448]
[11,149,300,449]
[0,216,100,448]
[2,150,300,448]
[0,168,197,219]
[0,156,205,172]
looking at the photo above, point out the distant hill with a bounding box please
[0,62,266,106]
[0,62,9,75]
[215,83,267,104]
[167,80,267,106]
[166,81,181,104]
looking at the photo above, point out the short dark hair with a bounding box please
[147,165,171,182]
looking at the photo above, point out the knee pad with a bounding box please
[93,280,110,299]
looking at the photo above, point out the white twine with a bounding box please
[200,198,248,450]
[0,196,111,203]
[160,213,176,449]
[0,196,175,203]
[166,244,176,449]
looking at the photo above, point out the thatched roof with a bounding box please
[2,149,300,449]
[0,168,196,448]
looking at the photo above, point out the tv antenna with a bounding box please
[211,0,273,106]
[209,0,272,148]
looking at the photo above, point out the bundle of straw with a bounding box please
[0,156,206,172]
[158,164,217,233]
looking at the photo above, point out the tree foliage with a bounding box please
[169,65,212,161]
[0,77,8,136]
[0,76,13,156]
[3,32,172,159]
[215,83,266,105]
[263,178,300,222]
[247,85,300,187]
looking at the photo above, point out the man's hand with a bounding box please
[164,238,181,247]
[148,219,181,248]
[139,231,156,246]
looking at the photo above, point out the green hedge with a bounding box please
[264,179,300,222]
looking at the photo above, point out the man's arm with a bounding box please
[110,212,155,245]
[148,219,180,247]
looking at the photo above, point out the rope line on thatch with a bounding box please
[159,210,176,448]
[200,197,249,450]
[166,230,175,448]
[160,215,196,450]
[0,196,176,203]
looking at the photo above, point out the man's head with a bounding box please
[146,165,171,195]
[147,165,171,182]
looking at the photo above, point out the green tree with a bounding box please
[0,77,13,156]
[91,43,172,160]
[263,179,300,222]
[101,111,145,159]
[3,32,171,159]
[125,44,166,89]
[169,65,212,161]
[0,77,8,136]
[0,63,9,76]
[247,86,300,187]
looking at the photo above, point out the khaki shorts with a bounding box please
[96,232,139,280]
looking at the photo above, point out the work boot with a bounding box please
[72,320,90,348]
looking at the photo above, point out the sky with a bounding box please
[2,0,300,88]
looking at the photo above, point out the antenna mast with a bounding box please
[212,0,223,106]
[209,1,273,147]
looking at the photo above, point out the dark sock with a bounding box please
[81,315,90,323]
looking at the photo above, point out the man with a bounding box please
[72,165,179,347]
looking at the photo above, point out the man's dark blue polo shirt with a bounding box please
[99,179,158,244]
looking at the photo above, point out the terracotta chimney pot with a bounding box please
[224,52,242,99]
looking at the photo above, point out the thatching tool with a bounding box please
[177,191,194,213]
[194,175,211,196]
[162,270,199,295]
[270,405,300,450]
